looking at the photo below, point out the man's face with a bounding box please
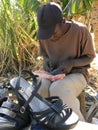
[49,23,63,41]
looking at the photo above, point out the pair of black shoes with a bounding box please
[0,70,79,130]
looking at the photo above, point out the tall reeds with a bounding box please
[0,0,41,76]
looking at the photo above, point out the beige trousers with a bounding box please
[39,73,87,121]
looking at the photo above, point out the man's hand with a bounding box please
[33,70,65,81]
[59,60,73,74]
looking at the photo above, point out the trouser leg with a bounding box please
[38,78,51,97]
[49,73,87,121]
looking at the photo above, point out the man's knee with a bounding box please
[49,80,72,97]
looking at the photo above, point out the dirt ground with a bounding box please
[89,53,98,90]
[84,53,98,122]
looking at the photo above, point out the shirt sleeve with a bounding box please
[71,27,96,68]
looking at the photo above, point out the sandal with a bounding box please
[0,97,7,107]
[0,98,31,130]
[0,88,8,107]
[31,96,79,130]
[10,70,79,130]
[30,120,48,130]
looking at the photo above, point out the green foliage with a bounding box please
[0,0,42,75]
[61,0,95,17]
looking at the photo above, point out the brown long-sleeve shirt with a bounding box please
[39,20,96,82]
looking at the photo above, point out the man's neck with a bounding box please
[61,20,71,35]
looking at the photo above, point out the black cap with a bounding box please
[37,2,63,39]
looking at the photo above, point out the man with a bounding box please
[34,2,95,121]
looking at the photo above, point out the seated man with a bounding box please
[34,2,95,121]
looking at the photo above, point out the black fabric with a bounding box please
[0,97,7,107]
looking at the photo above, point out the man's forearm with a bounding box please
[51,56,95,75]
[71,56,95,68]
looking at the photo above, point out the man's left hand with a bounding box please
[33,70,65,81]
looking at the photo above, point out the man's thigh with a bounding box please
[50,73,87,97]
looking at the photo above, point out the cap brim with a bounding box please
[37,25,55,40]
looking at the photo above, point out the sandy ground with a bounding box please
[91,53,98,70]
